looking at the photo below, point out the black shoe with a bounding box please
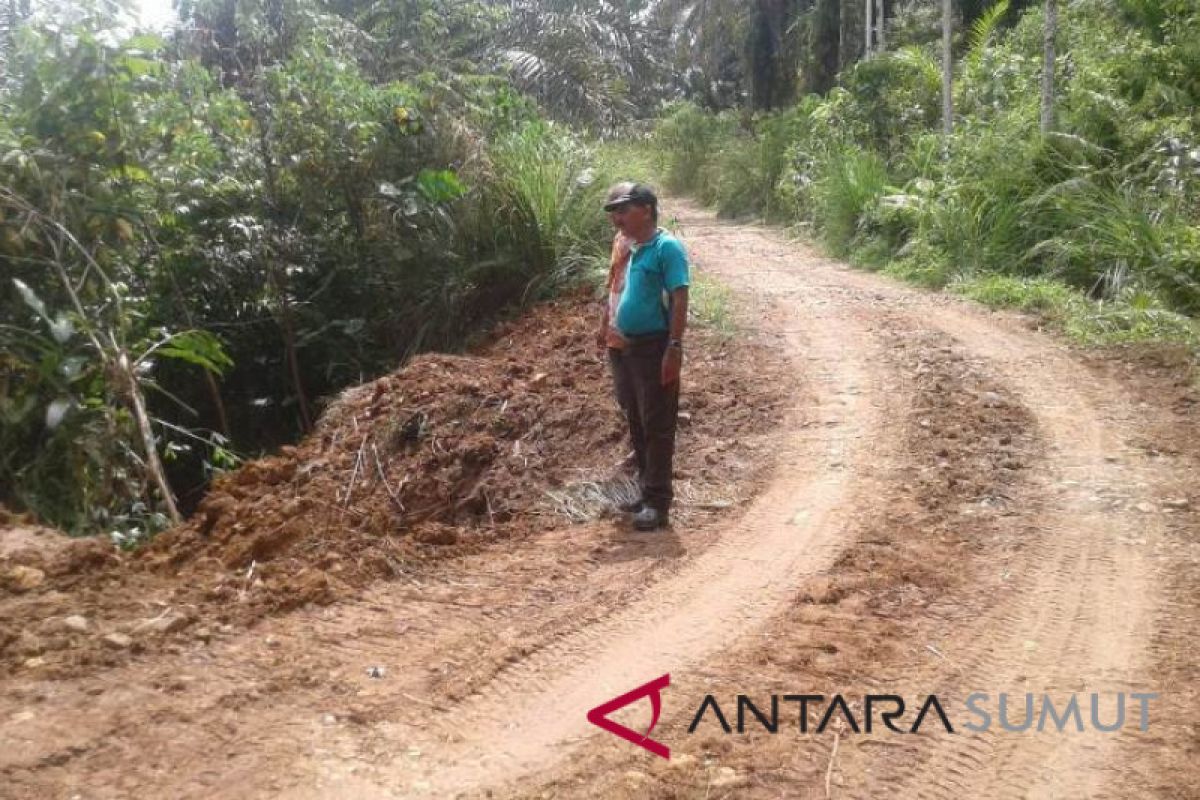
[618,498,645,513]
[633,506,668,531]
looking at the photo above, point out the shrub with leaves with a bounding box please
[0,8,616,537]
[646,0,1200,346]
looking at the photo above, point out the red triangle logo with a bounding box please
[586,673,671,759]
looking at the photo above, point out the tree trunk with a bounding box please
[1040,0,1057,133]
[203,371,231,437]
[120,352,183,526]
[275,271,313,432]
[942,0,953,139]
[838,1,845,67]
[875,0,885,53]
[749,0,778,109]
[748,0,799,110]
[865,0,872,57]
[21,190,185,527]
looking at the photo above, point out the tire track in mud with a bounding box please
[664,203,1173,799]
[292,212,916,798]
[866,308,1166,800]
[307,200,1180,799]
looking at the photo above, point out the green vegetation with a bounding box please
[688,274,737,340]
[646,0,1200,348]
[0,2,615,538]
[957,275,1200,347]
[3,0,1198,539]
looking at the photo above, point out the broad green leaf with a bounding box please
[125,34,166,53]
[416,169,467,202]
[157,330,234,376]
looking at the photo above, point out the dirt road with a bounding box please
[2,200,1196,799]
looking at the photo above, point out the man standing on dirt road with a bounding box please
[597,183,690,531]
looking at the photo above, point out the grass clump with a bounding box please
[954,275,1200,347]
[882,241,955,289]
[955,274,1084,314]
[688,273,737,340]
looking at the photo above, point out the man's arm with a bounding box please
[661,286,688,386]
[659,237,690,386]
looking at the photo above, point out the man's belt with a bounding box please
[616,330,669,354]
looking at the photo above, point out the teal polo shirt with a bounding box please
[614,229,690,336]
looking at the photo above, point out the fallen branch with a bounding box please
[372,442,406,512]
[825,729,840,798]
[343,436,367,510]
[925,643,966,677]
[399,691,443,710]
[3,188,184,525]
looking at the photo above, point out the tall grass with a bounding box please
[404,123,614,355]
[810,149,890,257]
[688,273,737,339]
[642,0,1200,351]
[593,136,662,186]
[487,123,612,288]
[654,103,738,200]
[957,274,1200,346]
[1027,175,1200,312]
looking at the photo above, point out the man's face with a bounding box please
[607,202,652,236]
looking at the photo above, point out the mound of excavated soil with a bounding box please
[0,290,786,677]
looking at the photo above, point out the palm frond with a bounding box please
[967,0,1010,69]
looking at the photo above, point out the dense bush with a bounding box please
[654,103,739,203]
[0,13,613,538]
[651,0,1200,335]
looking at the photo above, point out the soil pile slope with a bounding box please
[0,291,785,676]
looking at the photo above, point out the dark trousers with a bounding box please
[608,334,679,514]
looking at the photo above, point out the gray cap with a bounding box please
[603,182,658,212]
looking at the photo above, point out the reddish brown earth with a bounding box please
[1,200,1197,800]
[0,292,785,681]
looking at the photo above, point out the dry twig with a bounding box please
[372,442,406,512]
[343,435,368,510]
[825,729,841,798]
